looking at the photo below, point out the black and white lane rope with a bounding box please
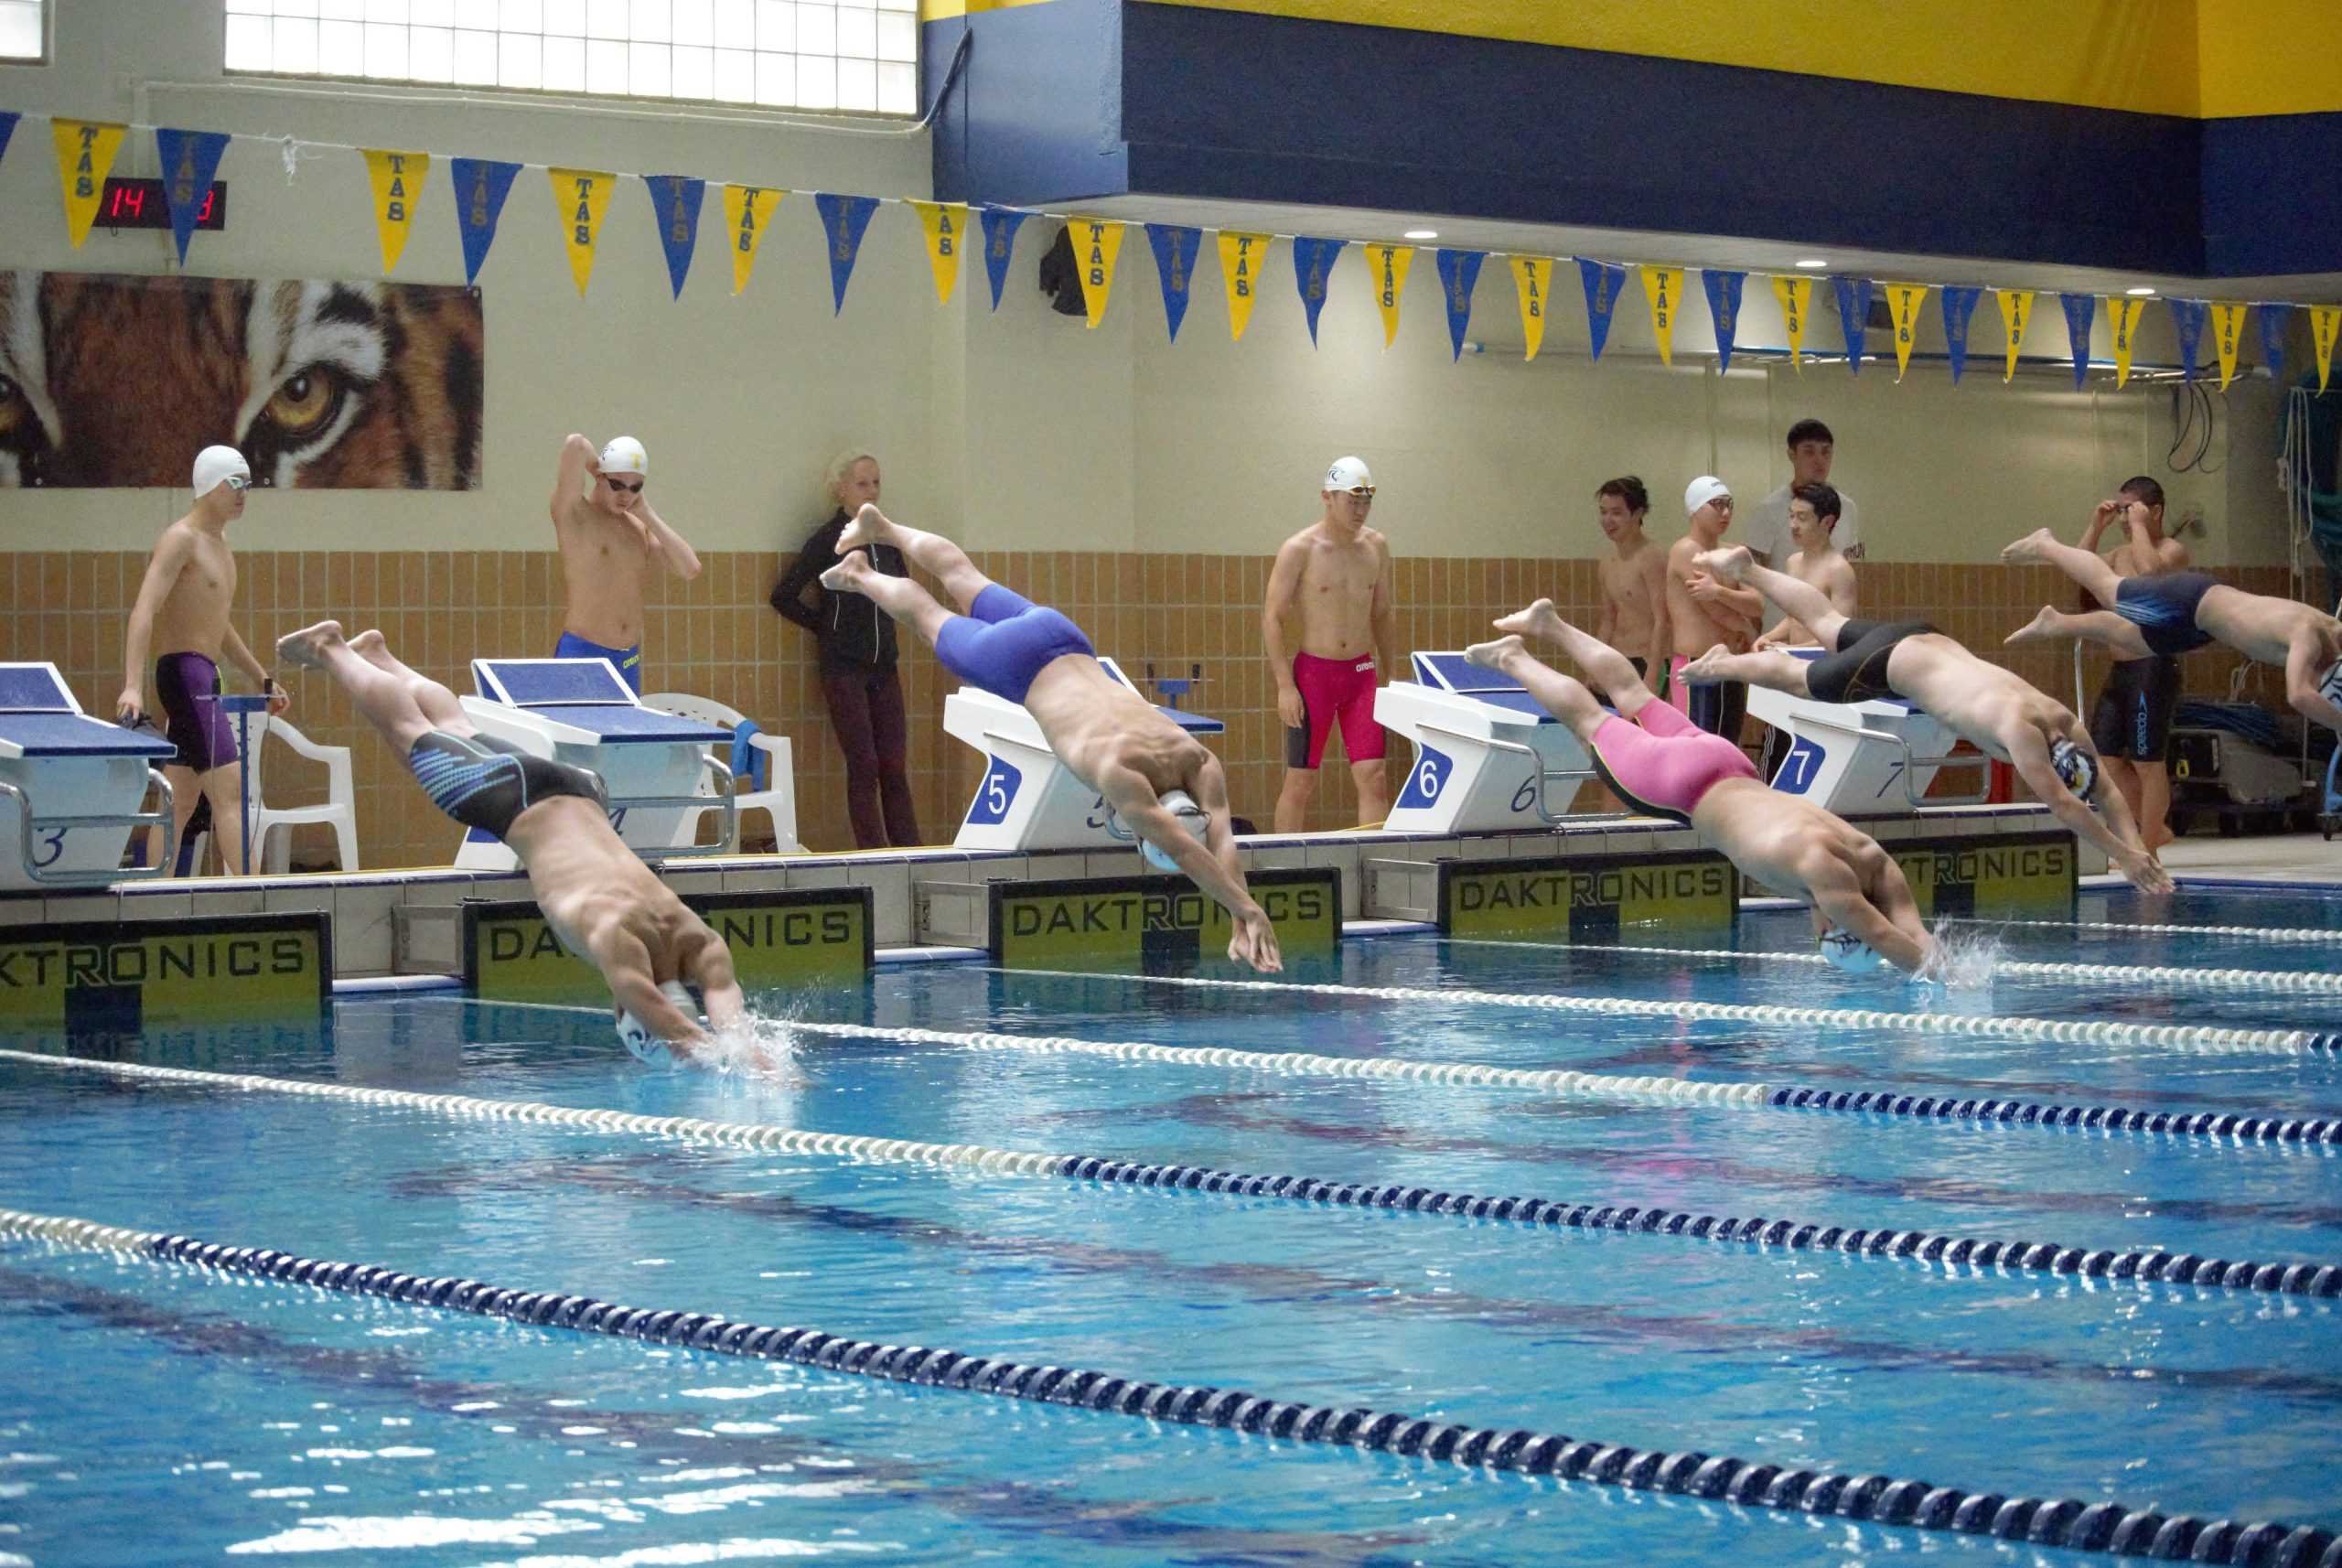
[1,1207,2329,1565]
[1939,916,2342,947]
[5,1049,2337,1294]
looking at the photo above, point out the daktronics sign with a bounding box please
[0,911,330,1029]
[990,868,1340,967]
[462,886,873,1001]
[1439,852,1736,940]
[1888,832,2076,916]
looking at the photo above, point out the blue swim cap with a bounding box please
[616,979,700,1065]
[2050,738,2098,801]
[1140,789,1211,872]
[1819,926,1885,974]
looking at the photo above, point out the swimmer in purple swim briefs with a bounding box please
[1469,599,1939,976]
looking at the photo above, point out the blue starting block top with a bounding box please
[1410,651,1558,723]
[1096,656,1224,735]
[469,659,729,744]
[0,663,177,760]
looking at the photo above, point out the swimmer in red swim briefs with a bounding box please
[1263,456,1398,832]
[1469,599,1938,975]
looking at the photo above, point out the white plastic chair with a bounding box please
[247,714,360,874]
[639,692,800,853]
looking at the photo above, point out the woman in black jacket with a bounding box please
[771,450,924,848]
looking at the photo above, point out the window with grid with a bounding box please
[224,1,920,116]
[0,0,45,62]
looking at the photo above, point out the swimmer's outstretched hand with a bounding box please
[1230,908,1284,974]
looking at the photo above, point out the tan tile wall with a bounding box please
[0,552,2304,870]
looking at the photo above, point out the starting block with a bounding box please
[946,658,1224,852]
[1749,650,1983,812]
[0,662,177,887]
[453,658,736,870]
[1376,652,1595,832]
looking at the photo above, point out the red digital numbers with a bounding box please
[109,184,145,220]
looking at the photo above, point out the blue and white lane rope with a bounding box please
[998,969,2342,1057]
[1940,916,2342,947]
[5,1048,2338,1293]
[0,1207,2326,1566]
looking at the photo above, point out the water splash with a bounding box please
[1914,927,2004,993]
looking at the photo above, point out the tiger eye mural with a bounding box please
[0,271,484,489]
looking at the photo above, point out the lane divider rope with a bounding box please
[1939,916,2342,947]
[3,1208,2329,1565]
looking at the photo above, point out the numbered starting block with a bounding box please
[0,662,177,888]
[946,658,1224,852]
[1750,650,1982,812]
[1375,652,1596,833]
[453,658,736,870]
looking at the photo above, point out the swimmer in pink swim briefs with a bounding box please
[1468,599,1939,975]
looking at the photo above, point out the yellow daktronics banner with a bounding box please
[548,166,616,295]
[1438,852,1736,940]
[1889,831,2075,918]
[1363,242,1412,348]
[462,888,872,1003]
[0,912,330,1028]
[1640,264,1681,366]
[1770,274,1812,368]
[990,868,1339,969]
[360,149,430,274]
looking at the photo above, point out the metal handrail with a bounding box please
[1414,718,1594,826]
[0,769,177,886]
[1783,710,1991,808]
[623,757,738,859]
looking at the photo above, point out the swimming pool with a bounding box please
[4,886,2339,1565]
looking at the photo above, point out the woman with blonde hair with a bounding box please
[770,449,923,848]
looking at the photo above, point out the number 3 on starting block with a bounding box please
[965,756,1024,826]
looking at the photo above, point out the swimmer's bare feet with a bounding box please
[1680,644,1741,683]
[349,628,387,657]
[819,553,871,596]
[275,620,345,669]
[1693,544,1753,583]
[2004,606,2067,647]
[1466,635,1526,671]
[1999,527,2057,565]
[1492,598,1567,643]
[834,502,894,553]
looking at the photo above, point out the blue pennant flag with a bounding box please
[154,126,231,264]
[1702,269,1746,371]
[1576,258,1627,361]
[1436,249,1486,361]
[979,206,1031,312]
[0,111,17,171]
[450,157,521,285]
[2168,297,2208,379]
[1833,276,1873,375]
[2059,293,2097,388]
[813,193,882,314]
[644,175,705,300]
[1290,236,1347,345]
[1144,222,1202,343]
[1940,286,1982,382]
[2259,303,2291,384]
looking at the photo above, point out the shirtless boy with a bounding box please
[1264,456,1398,832]
[1594,476,1669,679]
[2074,479,2190,852]
[116,446,290,875]
[1666,477,1762,736]
[1756,482,1857,649]
[550,434,703,693]
[823,505,1283,972]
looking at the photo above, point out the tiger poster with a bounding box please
[0,271,484,489]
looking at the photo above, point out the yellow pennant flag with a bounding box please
[1770,274,1813,369]
[2314,306,2341,392]
[1069,218,1124,328]
[51,119,126,249]
[721,185,783,295]
[2108,295,2147,388]
[1509,255,1555,361]
[1218,231,1271,341]
[1361,242,1412,349]
[1883,282,1930,381]
[360,150,430,274]
[1640,265,1682,367]
[908,200,967,305]
[549,167,616,296]
[2208,302,2249,390]
[1996,289,2034,381]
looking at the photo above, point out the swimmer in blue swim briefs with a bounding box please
[819,504,1284,973]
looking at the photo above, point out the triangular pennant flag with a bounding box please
[813,193,882,314]
[1363,243,1413,349]
[154,127,231,265]
[1577,258,1628,362]
[1640,265,1682,366]
[1066,218,1124,328]
[2258,304,2291,386]
[1218,231,1271,341]
[909,200,968,305]
[2107,295,2146,387]
[1882,282,1929,381]
[1290,236,1345,345]
[1702,269,1745,372]
[1996,289,2034,381]
[0,111,20,171]
[1941,286,1982,383]
[644,175,705,300]
[360,150,430,274]
[1144,222,1201,342]
[449,157,521,285]
[979,206,1032,311]
[2059,293,2097,389]
[549,167,616,296]
[1833,276,1873,375]
[721,185,783,295]
[2313,306,2340,392]
[1510,256,1555,361]
[51,120,125,250]
[1437,250,1486,361]
[1770,274,1813,369]
[2206,302,2246,389]
[2170,298,2209,381]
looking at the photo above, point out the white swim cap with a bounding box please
[192,445,250,498]
[1140,789,1211,872]
[2050,738,2099,802]
[599,435,648,478]
[616,979,699,1065]
[1324,455,1373,494]
[1819,926,1885,974]
[1684,476,1731,517]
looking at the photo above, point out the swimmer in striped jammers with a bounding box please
[1469,601,1938,976]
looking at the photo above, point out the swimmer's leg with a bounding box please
[834,504,997,614]
[278,621,454,754]
[1466,635,1609,748]
[1697,549,1851,650]
[1681,646,1813,695]
[821,551,958,649]
[2001,526,2124,607]
[1491,599,1660,718]
[2004,606,2153,659]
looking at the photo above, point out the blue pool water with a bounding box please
[3,886,2339,1565]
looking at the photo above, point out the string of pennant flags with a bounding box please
[11,106,2341,393]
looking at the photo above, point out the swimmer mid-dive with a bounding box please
[2003,525,2342,736]
[1471,602,1938,975]
[820,504,1284,973]
[1680,544,2173,895]
[275,621,744,1058]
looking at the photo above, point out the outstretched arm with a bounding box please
[1801,852,1930,974]
[1100,760,1281,972]
[2284,634,2342,733]
[2006,725,2172,894]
